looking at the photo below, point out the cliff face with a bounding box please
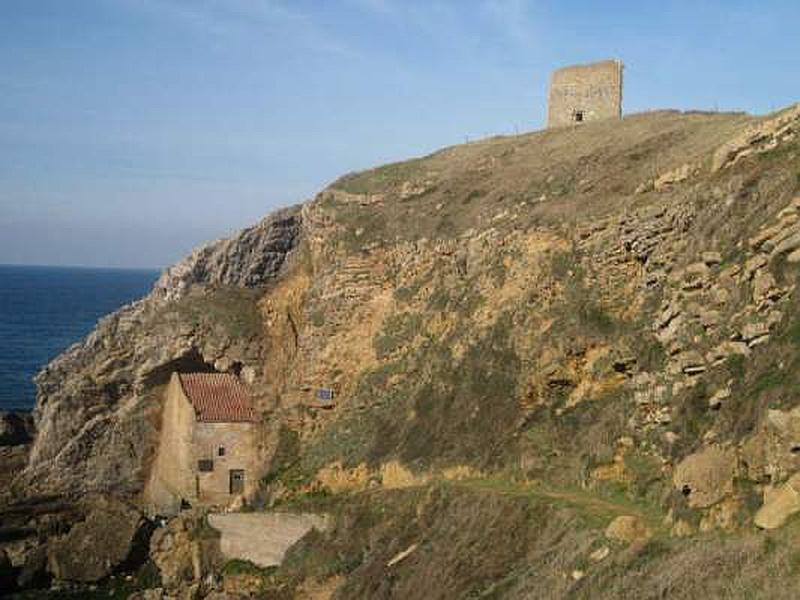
[21,207,301,497]
[17,104,800,596]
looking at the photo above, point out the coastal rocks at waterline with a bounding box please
[0,494,151,594]
[0,548,14,592]
[46,496,150,582]
[0,410,33,446]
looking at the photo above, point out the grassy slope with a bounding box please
[254,108,800,598]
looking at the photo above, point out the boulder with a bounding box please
[677,351,706,375]
[743,255,768,280]
[740,321,770,346]
[634,181,654,194]
[741,407,800,483]
[589,546,610,562]
[752,270,778,303]
[708,388,731,410]
[706,341,750,365]
[17,545,50,590]
[699,310,721,329]
[0,411,33,446]
[149,510,222,592]
[0,548,15,593]
[47,496,147,582]
[771,231,800,258]
[685,261,711,278]
[654,163,695,191]
[673,446,736,508]
[604,515,650,544]
[754,473,800,530]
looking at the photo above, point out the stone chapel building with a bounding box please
[145,372,261,515]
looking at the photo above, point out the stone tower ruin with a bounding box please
[547,59,623,128]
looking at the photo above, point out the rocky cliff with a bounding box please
[14,103,800,598]
[19,207,301,498]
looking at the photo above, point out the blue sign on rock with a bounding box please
[317,388,334,403]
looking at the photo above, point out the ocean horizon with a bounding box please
[0,264,160,411]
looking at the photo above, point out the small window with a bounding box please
[316,387,335,407]
[198,459,214,472]
[574,110,584,123]
[218,446,226,457]
[317,388,334,402]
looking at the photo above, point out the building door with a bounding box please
[229,469,245,495]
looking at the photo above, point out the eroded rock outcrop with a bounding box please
[153,206,301,302]
[149,510,222,594]
[673,446,737,508]
[17,206,302,499]
[0,411,33,446]
[754,473,800,530]
[47,496,148,582]
[713,103,800,171]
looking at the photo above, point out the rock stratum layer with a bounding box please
[16,105,800,598]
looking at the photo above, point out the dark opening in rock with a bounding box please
[143,348,216,388]
[681,484,692,497]
[229,361,243,377]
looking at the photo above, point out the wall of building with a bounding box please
[547,59,623,128]
[192,420,260,506]
[144,373,196,515]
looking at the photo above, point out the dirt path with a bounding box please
[450,478,663,530]
[208,512,328,567]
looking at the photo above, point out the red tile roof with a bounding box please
[178,373,258,423]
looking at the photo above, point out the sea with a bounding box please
[0,265,160,411]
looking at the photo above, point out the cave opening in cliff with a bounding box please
[143,348,217,388]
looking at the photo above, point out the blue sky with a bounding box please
[1,0,798,268]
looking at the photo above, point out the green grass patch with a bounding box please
[262,426,302,489]
[725,354,746,379]
[670,382,712,455]
[751,368,790,396]
[332,158,428,195]
[280,487,340,512]
[222,559,278,578]
[780,318,800,346]
[549,250,621,338]
[373,312,423,360]
[309,309,326,327]
[451,477,664,533]
[427,287,451,310]
[164,287,263,339]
